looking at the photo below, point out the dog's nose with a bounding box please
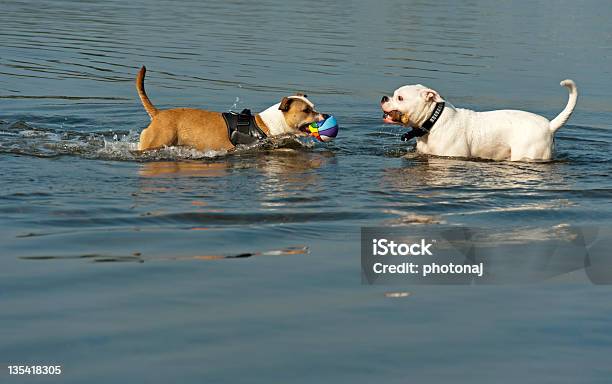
[381,95,389,103]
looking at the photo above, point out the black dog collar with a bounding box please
[401,102,445,141]
[401,128,427,142]
[421,102,445,132]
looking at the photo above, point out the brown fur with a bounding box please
[136,67,158,119]
[136,66,321,152]
[139,108,235,151]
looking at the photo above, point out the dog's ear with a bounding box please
[295,92,308,98]
[279,97,293,111]
[420,89,443,103]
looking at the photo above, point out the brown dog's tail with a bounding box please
[136,66,158,119]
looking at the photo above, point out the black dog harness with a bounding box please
[401,102,445,142]
[222,109,267,146]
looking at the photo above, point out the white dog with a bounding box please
[381,80,577,161]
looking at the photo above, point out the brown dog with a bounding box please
[136,67,324,151]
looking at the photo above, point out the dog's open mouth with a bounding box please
[298,122,312,133]
[382,110,402,124]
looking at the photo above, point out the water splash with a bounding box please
[229,96,240,112]
[0,120,313,161]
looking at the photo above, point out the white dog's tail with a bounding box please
[549,79,577,133]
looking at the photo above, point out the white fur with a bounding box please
[381,80,578,161]
[258,96,320,136]
[258,103,293,136]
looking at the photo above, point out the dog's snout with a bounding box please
[381,95,389,104]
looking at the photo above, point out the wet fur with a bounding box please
[136,66,322,151]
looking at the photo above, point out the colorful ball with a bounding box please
[308,115,339,142]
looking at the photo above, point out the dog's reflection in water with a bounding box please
[138,161,231,178]
[136,150,335,208]
[138,149,332,178]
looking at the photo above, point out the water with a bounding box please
[1,0,612,382]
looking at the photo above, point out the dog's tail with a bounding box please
[136,66,158,119]
[549,79,577,133]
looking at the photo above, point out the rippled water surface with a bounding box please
[1,1,612,383]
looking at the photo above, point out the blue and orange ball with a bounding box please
[308,115,338,142]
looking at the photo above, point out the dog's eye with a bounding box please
[397,96,404,101]
[303,108,311,113]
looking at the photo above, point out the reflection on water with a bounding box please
[139,161,232,178]
[136,151,332,209]
[383,155,567,191]
[380,155,582,222]
[138,150,331,179]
